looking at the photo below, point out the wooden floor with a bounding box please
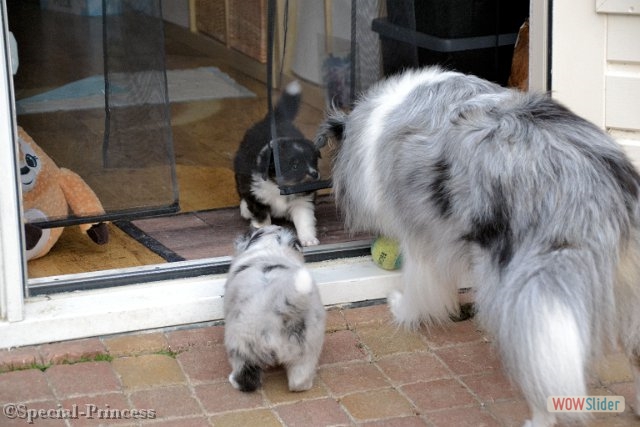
[11,4,345,281]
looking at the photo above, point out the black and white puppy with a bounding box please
[234,81,322,246]
[223,225,326,392]
[316,66,640,426]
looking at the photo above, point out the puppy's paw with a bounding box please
[298,235,319,247]
[288,378,313,392]
[287,364,316,392]
[239,199,251,220]
[250,218,271,229]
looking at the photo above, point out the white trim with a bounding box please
[616,136,640,147]
[529,0,549,92]
[596,0,640,15]
[0,4,25,323]
[0,257,401,348]
[552,0,607,126]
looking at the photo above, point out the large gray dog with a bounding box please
[315,66,640,426]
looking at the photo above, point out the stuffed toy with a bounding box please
[18,126,109,260]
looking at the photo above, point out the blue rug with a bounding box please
[17,67,256,114]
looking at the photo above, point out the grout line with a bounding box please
[173,352,214,425]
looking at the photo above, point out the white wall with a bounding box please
[552,0,640,133]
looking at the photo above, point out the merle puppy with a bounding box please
[224,225,326,392]
[234,81,322,246]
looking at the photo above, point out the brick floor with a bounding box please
[112,354,184,390]
[401,378,477,413]
[129,385,202,419]
[165,325,225,352]
[275,398,351,426]
[262,370,328,405]
[39,338,106,366]
[340,388,416,422]
[357,323,428,357]
[318,362,390,396]
[102,333,169,357]
[175,346,230,384]
[375,351,450,384]
[0,369,54,402]
[433,341,502,376]
[0,346,43,372]
[195,382,265,414]
[0,303,639,426]
[46,362,121,398]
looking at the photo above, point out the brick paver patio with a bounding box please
[0,304,638,426]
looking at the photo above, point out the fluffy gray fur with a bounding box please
[223,225,326,392]
[315,66,640,426]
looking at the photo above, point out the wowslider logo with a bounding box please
[547,396,625,413]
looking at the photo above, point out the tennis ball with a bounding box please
[371,236,402,270]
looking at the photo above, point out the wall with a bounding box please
[162,0,190,28]
[552,0,640,134]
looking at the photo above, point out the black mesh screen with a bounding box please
[98,0,178,220]
[16,0,178,228]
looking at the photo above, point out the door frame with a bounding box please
[1,0,557,348]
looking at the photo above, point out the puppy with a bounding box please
[223,225,326,392]
[316,66,640,426]
[234,81,322,246]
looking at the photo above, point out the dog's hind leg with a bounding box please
[286,355,318,392]
[388,239,465,328]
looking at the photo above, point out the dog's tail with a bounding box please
[314,108,348,149]
[274,80,302,122]
[479,246,613,425]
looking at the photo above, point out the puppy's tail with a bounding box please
[293,268,314,295]
[314,108,348,149]
[273,268,318,313]
[274,80,302,122]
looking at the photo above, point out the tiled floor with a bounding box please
[0,303,638,426]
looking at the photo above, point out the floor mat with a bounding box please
[16,67,256,114]
[26,223,167,279]
[118,195,372,262]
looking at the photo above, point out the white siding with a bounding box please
[605,14,640,131]
[554,1,640,133]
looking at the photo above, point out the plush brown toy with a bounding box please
[18,126,109,260]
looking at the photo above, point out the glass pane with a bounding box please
[14,0,178,229]
[11,0,378,289]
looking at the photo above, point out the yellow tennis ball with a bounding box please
[371,236,402,270]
